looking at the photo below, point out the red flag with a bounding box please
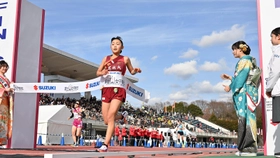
[172,102,176,109]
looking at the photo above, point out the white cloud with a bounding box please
[216,93,232,102]
[151,55,158,60]
[168,80,231,101]
[164,61,198,80]
[170,84,181,88]
[197,80,230,93]
[179,49,199,59]
[169,91,191,100]
[192,24,245,47]
[148,97,163,105]
[192,80,231,93]
[218,58,231,71]
[199,62,221,71]
[130,57,140,68]
[199,58,231,71]
[45,25,195,51]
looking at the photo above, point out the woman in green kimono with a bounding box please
[221,41,258,156]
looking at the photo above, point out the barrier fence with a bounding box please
[37,133,240,149]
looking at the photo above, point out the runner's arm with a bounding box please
[125,56,141,75]
[96,57,108,76]
[68,109,74,120]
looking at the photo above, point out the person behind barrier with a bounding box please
[121,124,127,145]
[134,126,140,146]
[0,60,14,148]
[96,36,141,152]
[209,136,214,148]
[129,124,135,146]
[221,41,258,156]
[172,131,178,147]
[150,128,157,147]
[68,101,85,147]
[145,127,151,141]
[114,124,120,145]
[191,135,196,148]
[137,125,145,146]
[118,131,123,146]
[186,134,191,147]
[169,132,174,147]
[157,131,164,147]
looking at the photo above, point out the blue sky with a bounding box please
[29,0,260,107]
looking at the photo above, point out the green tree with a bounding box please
[209,113,218,123]
[167,106,172,112]
[187,104,203,117]
[174,102,188,113]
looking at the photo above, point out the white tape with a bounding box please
[11,74,150,103]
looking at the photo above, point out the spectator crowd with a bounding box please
[40,94,192,129]
[39,94,237,148]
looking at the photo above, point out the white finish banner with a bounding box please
[11,74,150,103]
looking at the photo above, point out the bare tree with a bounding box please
[191,100,208,112]
[205,100,236,120]
[147,101,172,114]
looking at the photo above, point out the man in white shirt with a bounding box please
[266,27,280,123]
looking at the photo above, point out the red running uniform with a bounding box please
[102,55,127,103]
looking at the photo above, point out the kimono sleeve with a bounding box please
[230,59,251,94]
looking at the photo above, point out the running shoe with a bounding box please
[75,142,79,147]
[71,142,79,147]
[275,152,280,157]
[235,151,241,156]
[240,152,257,156]
[235,151,257,156]
[97,144,108,152]
[0,145,6,149]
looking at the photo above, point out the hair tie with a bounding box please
[239,44,248,52]
[0,56,4,61]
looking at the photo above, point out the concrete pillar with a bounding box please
[85,91,91,100]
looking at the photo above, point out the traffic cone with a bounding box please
[147,140,151,148]
[37,135,42,145]
[167,141,170,148]
[145,138,152,148]
[123,137,126,146]
[134,138,137,147]
[79,135,84,146]
[96,138,100,148]
[110,137,114,146]
[60,133,65,146]
[144,139,147,147]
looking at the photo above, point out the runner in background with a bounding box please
[68,101,85,147]
[114,124,120,145]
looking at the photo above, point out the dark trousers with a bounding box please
[130,136,135,146]
[273,96,280,123]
